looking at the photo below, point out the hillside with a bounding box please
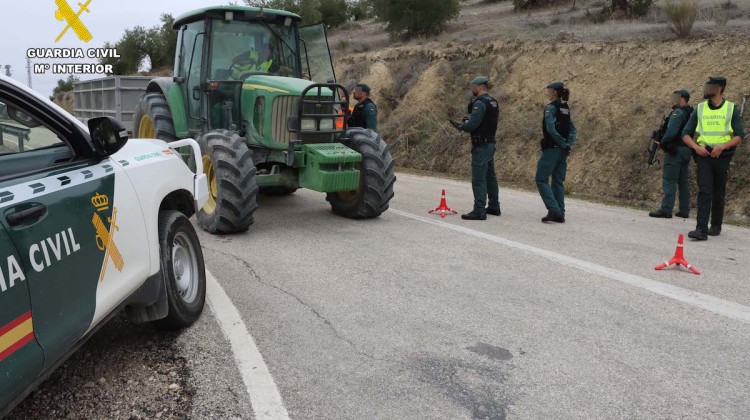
[333,0,750,221]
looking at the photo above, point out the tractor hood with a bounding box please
[242,75,333,97]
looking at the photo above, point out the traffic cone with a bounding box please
[655,234,701,275]
[428,189,458,219]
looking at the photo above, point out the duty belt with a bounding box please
[471,137,496,144]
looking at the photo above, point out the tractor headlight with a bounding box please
[319,119,334,130]
[300,118,316,131]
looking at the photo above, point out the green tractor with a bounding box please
[133,5,396,234]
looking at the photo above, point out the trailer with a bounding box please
[73,76,150,134]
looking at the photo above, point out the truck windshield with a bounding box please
[209,20,299,80]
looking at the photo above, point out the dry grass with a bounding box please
[663,0,699,37]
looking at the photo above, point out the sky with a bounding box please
[0,0,235,97]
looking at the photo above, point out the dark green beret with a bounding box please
[673,89,690,100]
[356,83,371,93]
[547,81,564,90]
[706,77,727,87]
[471,76,490,86]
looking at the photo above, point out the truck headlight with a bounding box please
[300,118,316,131]
[319,119,334,130]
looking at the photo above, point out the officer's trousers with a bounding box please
[471,143,500,213]
[694,154,732,230]
[536,147,568,215]
[660,147,692,215]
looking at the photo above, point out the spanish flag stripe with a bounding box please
[0,312,35,362]
[0,311,31,336]
[0,332,35,362]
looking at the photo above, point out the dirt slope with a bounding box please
[336,38,750,220]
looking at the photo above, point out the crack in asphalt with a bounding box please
[203,246,399,365]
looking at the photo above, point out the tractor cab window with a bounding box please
[209,20,299,81]
[299,24,336,85]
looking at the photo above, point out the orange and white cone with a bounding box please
[655,234,701,275]
[428,189,458,219]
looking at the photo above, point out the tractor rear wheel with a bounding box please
[327,128,396,219]
[196,130,259,234]
[133,92,176,141]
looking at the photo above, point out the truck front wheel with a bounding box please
[327,128,396,219]
[152,211,206,330]
[196,130,259,234]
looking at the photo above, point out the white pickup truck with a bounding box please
[0,74,209,415]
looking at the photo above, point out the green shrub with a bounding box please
[373,0,461,39]
[663,0,698,38]
[513,0,559,10]
[610,0,653,17]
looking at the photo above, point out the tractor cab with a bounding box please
[172,6,342,137]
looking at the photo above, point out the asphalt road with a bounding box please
[200,172,750,419]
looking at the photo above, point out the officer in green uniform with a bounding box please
[649,89,693,219]
[348,84,378,131]
[536,82,577,223]
[450,76,501,220]
[682,77,745,240]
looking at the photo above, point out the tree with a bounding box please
[99,14,177,75]
[50,75,79,101]
[373,0,461,39]
[318,0,349,27]
[350,0,374,20]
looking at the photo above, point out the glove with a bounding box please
[449,120,461,130]
[562,147,571,157]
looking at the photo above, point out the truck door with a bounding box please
[0,86,148,371]
[0,223,44,411]
[299,24,337,84]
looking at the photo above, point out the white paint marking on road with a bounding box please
[206,270,291,420]
[391,209,750,324]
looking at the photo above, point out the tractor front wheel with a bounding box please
[133,92,176,141]
[196,130,259,234]
[327,128,396,219]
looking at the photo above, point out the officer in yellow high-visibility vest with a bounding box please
[229,44,276,80]
[682,77,746,240]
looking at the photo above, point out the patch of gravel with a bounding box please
[7,307,253,419]
[8,314,189,419]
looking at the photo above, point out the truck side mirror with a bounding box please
[88,116,129,158]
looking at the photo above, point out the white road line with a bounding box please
[391,209,750,324]
[206,270,291,420]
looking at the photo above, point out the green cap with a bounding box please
[471,76,490,86]
[706,76,727,87]
[547,81,564,90]
[356,83,371,94]
[673,89,690,100]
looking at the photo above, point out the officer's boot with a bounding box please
[542,211,565,223]
[649,210,673,219]
[708,225,722,236]
[462,210,487,221]
[486,207,502,216]
[688,228,708,241]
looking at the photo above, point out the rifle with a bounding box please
[647,115,668,166]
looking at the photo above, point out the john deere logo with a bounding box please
[54,0,93,43]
